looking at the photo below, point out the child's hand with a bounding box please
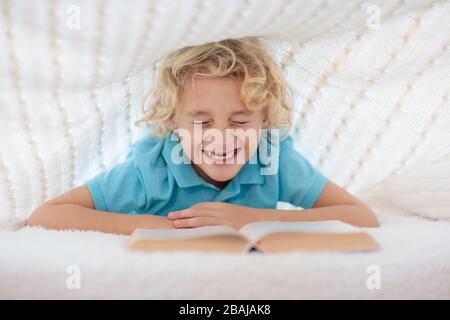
[168,202,261,230]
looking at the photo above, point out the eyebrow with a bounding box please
[231,110,254,116]
[186,111,211,117]
[186,110,254,117]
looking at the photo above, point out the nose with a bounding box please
[202,128,238,152]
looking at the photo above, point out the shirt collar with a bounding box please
[236,150,264,185]
[161,132,206,188]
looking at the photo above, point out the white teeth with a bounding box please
[202,149,237,163]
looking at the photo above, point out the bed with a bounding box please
[0,0,449,299]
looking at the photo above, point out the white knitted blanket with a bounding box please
[0,0,449,221]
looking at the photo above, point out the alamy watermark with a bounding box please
[366,5,382,30]
[66,5,81,30]
[169,127,283,176]
[366,264,381,290]
[66,264,81,290]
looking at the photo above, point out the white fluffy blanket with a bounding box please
[1,210,449,299]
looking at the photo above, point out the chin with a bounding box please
[193,145,248,181]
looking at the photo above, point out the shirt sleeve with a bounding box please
[85,149,148,214]
[278,135,328,209]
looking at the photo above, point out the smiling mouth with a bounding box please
[202,147,241,164]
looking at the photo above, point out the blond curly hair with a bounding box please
[136,37,293,138]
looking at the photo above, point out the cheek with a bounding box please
[178,131,203,161]
[238,126,262,146]
[238,127,262,154]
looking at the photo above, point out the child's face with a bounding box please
[169,76,267,187]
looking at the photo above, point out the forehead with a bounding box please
[179,76,246,114]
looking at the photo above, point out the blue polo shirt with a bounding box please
[85,132,328,215]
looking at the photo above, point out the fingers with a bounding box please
[168,205,214,220]
[167,202,231,228]
[168,209,196,220]
[172,217,219,228]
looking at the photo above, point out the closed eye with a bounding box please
[230,121,249,125]
[192,120,211,125]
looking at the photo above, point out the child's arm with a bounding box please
[168,181,379,229]
[27,185,174,235]
[261,181,379,228]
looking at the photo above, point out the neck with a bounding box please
[191,164,230,189]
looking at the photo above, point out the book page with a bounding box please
[128,225,252,253]
[238,220,361,242]
[131,225,242,241]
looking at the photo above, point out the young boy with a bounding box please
[27,37,378,235]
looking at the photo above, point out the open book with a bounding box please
[128,220,379,253]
